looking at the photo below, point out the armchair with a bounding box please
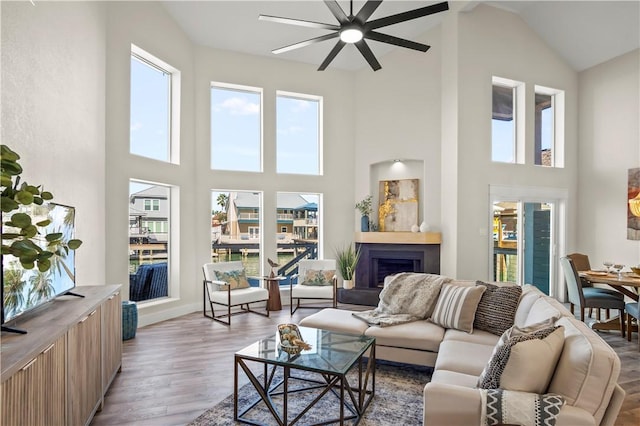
[202,261,269,325]
[290,259,337,315]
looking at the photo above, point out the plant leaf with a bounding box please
[15,190,34,205]
[45,232,63,242]
[67,239,83,250]
[11,212,31,228]
[35,219,51,227]
[40,191,53,200]
[1,197,18,212]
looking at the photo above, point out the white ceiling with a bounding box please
[162,0,640,72]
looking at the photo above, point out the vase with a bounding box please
[419,221,429,233]
[360,215,369,232]
[343,279,354,290]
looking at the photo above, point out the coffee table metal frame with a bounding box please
[234,327,376,426]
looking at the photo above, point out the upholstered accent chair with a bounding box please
[202,261,269,325]
[290,259,338,315]
[560,256,625,337]
[625,298,639,351]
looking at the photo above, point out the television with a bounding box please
[2,202,78,333]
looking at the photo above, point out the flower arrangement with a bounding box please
[355,195,373,217]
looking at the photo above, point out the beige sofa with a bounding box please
[299,280,625,426]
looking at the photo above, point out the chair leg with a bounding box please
[569,303,574,315]
[619,310,625,338]
[605,309,610,320]
[627,313,632,342]
[580,307,585,322]
[596,309,601,321]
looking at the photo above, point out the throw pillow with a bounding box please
[430,284,486,333]
[301,269,335,286]
[214,269,250,290]
[474,281,523,335]
[481,389,565,426]
[477,322,565,394]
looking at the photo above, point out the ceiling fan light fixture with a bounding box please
[340,27,363,43]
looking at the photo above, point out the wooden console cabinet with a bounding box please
[1,285,122,426]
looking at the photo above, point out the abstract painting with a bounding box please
[378,179,419,232]
[628,167,640,240]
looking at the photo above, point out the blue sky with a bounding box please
[492,108,552,162]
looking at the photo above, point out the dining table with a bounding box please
[578,270,640,333]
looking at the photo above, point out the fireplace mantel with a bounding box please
[355,231,441,245]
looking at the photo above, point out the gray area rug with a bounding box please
[189,361,432,425]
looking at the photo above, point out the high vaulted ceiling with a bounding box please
[162,1,640,72]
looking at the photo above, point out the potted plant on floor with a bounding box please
[335,243,361,290]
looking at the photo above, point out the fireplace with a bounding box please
[338,232,441,306]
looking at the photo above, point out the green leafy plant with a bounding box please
[1,144,82,272]
[355,195,373,217]
[334,244,361,281]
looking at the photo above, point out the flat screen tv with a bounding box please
[2,202,77,332]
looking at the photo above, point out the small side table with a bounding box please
[257,275,285,311]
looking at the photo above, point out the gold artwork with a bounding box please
[378,179,419,232]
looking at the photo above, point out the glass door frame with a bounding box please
[488,185,568,299]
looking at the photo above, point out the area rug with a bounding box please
[189,361,432,425]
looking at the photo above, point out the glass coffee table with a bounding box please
[234,326,376,425]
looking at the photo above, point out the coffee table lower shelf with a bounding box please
[234,347,375,425]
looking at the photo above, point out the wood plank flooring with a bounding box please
[91,306,639,426]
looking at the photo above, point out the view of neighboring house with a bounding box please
[226,192,318,241]
[129,186,169,243]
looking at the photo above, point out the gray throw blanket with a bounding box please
[352,273,450,327]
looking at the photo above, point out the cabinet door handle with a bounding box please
[21,358,37,371]
[79,310,97,323]
[43,343,55,354]
[108,295,115,300]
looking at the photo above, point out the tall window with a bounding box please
[534,85,564,168]
[211,191,262,279]
[276,92,322,175]
[492,77,523,164]
[130,45,180,163]
[129,180,172,302]
[211,83,262,172]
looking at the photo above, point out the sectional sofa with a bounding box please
[299,277,624,426]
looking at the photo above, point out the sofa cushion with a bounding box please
[364,320,444,352]
[514,284,544,327]
[435,340,496,376]
[523,297,566,327]
[301,269,335,286]
[443,328,501,347]
[477,322,565,394]
[431,369,479,388]
[298,308,369,335]
[430,284,486,333]
[547,316,621,425]
[474,281,522,335]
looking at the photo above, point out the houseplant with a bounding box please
[1,144,82,272]
[335,243,361,290]
[355,195,373,232]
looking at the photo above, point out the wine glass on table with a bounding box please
[612,264,624,279]
[603,260,613,273]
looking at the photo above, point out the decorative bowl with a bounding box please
[630,266,640,276]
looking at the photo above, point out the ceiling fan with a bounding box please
[259,0,449,71]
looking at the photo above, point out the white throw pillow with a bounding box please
[477,320,565,394]
[430,284,486,333]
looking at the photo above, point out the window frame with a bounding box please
[534,85,564,168]
[491,77,525,165]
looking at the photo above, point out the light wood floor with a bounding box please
[91,305,639,426]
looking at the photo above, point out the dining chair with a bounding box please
[202,261,269,325]
[625,299,639,351]
[290,259,337,315]
[560,256,625,337]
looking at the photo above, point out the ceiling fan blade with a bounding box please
[323,0,349,25]
[259,14,340,31]
[355,0,383,23]
[366,31,430,52]
[318,40,347,71]
[355,39,382,71]
[273,33,339,55]
[366,1,449,30]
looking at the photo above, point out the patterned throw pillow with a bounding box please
[474,281,522,335]
[214,269,250,290]
[477,322,565,394]
[301,269,335,286]
[430,284,486,333]
[482,389,565,426]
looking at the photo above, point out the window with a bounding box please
[211,191,262,278]
[130,45,180,163]
[277,92,322,175]
[143,199,160,211]
[492,77,524,164]
[534,86,564,168]
[211,83,262,172]
[129,180,171,302]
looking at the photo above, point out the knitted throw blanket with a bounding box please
[352,273,450,327]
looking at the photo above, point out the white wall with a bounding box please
[577,49,640,268]
[1,1,107,286]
